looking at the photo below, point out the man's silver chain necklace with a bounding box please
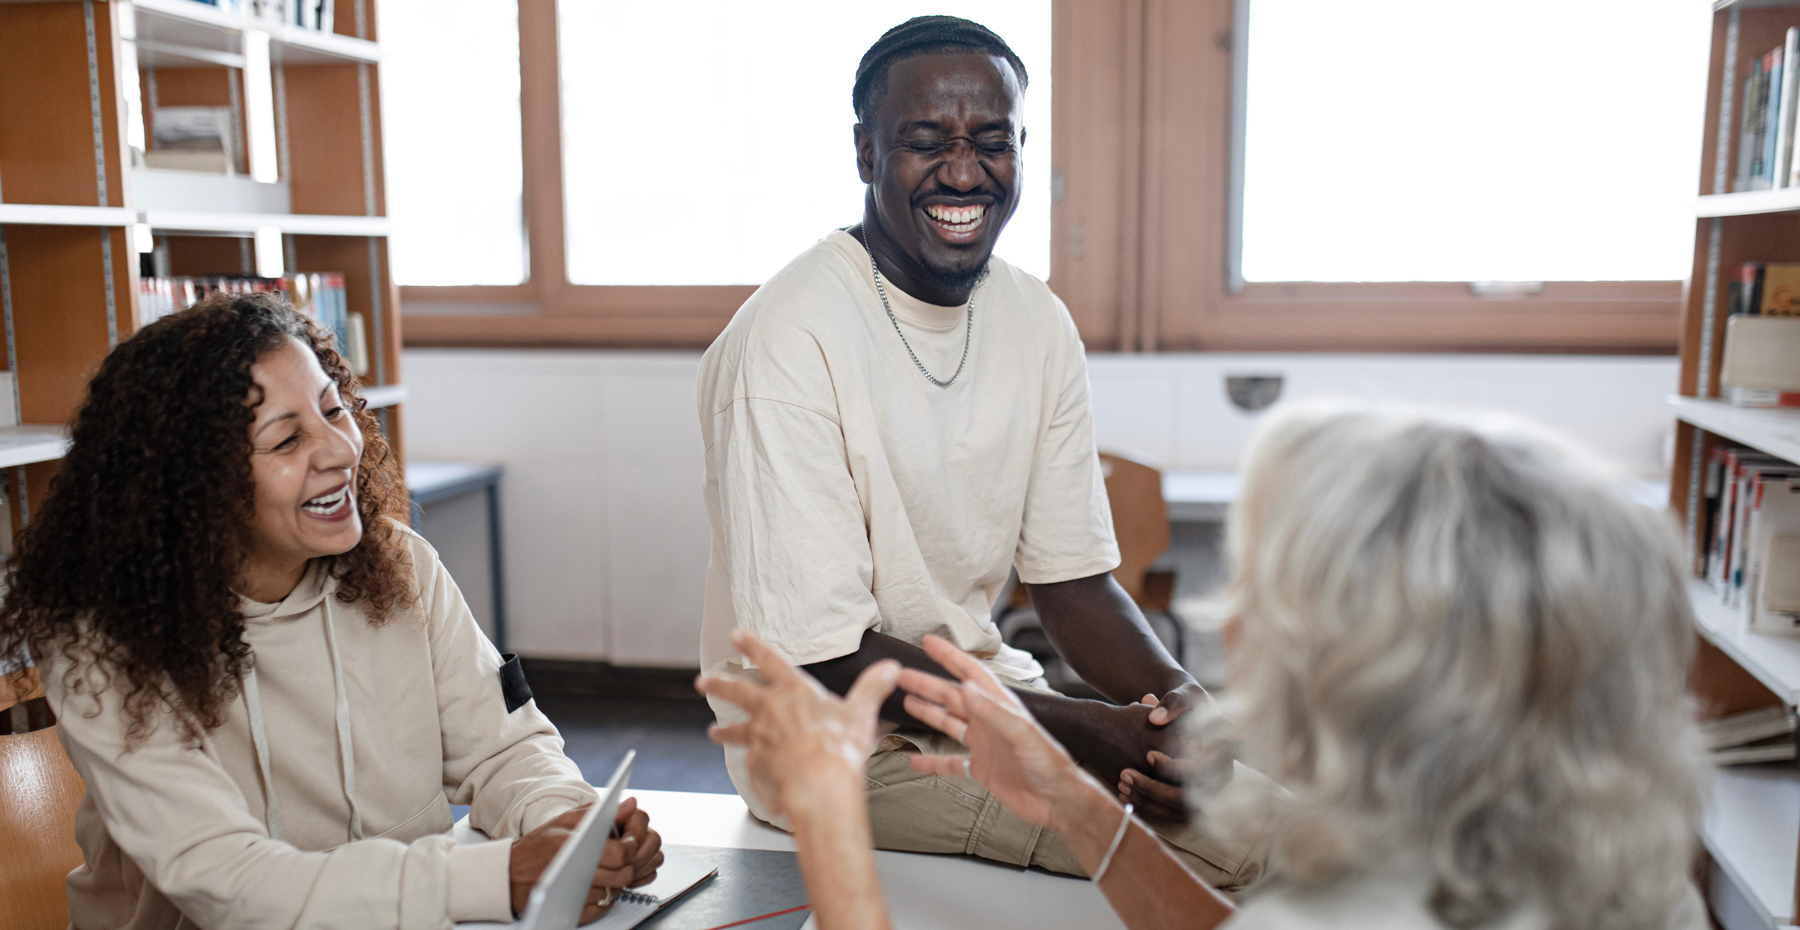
[859,228,984,388]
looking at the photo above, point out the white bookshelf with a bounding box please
[132,0,381,67]
[141,210,389,237]
[1699,189,1800,218]
[1714,0,1800,11]
[363,384,405,409]
[0,204,135,227]
[1705,764,1800,930]
[1670,398,1800,465]
[132,169,291,216]
[0,426,70,470]
[1693,580,1800,707]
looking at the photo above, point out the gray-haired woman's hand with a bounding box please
[898,635,1102,833]
[698,629,900,818]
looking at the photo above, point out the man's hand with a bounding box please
[1058,699,1178,789]
[699,629,901,818]
[1115,686,1213,822]
[509,798,665,921]
[1120,750,1191,823]
[1145,682,1211,727]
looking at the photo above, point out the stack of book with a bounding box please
[1706,705,1798,766]
[1737,28,1800,192]
[1722,263,1800,408]
[137,273,368,376]
[1700,444,1800,635]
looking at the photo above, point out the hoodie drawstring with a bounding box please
[241,596,363,844]
[320,597,364,841]
[242,665,286,842]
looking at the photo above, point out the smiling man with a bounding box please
[696,16,1265,887]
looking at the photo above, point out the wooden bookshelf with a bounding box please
[0,0,405,528]
[1673,5,1800,927]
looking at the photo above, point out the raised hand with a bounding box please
[697,629,900,817]
[898,634,1101,831]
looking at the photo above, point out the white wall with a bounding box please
[402,351,709,665]
[1085,353,1680,477]
[403,349,1679,666]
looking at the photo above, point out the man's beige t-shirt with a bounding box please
[697,229,1120,693]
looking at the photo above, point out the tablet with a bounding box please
[511,750,635,930]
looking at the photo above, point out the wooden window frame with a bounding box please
[402,0,1682,353]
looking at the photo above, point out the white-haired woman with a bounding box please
[700,402,1710,930]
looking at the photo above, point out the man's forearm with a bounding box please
[804,630,1133,775]
[1027,572,1194,704]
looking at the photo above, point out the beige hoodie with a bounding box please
[43,525,597,930]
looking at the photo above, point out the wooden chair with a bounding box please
[1000,452,1186,695]
[0,667,86,930]
[1006,450,1179,611]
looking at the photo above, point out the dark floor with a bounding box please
[533,691,735,794]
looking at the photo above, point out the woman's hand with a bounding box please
[508,797,665,921]
[697,629,901,817]
[898,635,1101,834]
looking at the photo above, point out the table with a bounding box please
[1161,471,1239,523]
[1161,472,1670,523]
[407,462,507,651]
[457,789,1128,930]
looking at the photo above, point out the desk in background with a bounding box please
[408,462,507,652]
[1162,471,1670,523]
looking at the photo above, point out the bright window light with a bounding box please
[558,1,1051,286]
[378,0,527,286]
[1242,0,1713,283]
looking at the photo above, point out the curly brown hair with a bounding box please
[0,291,413,746]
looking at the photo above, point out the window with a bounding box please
[555,0,1051,286]
[1241,0,1712,283]
[378,0,527,286]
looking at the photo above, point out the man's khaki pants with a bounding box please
[859,727,1270,891]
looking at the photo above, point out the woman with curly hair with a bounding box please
[0,291,660,929]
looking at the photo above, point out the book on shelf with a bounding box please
[1701,446,1800,634]
[137,273,370,378]
[1718,263,1800,408]
[1733,30,1800,192]
[244,0,334,31]
[144,106,237,175]
[1705,705,1798,765]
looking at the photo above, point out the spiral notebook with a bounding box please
[589,857,718,930]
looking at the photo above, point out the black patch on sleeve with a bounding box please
[499,654,533,713]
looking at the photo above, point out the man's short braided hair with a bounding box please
[852,15,1029,123]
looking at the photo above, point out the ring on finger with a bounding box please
[962,757,973,780]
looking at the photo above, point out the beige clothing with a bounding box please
[45,525,596,930]
[864,728,1267,891]
[697,230,1119,816]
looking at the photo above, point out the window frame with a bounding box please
[399,0,1682,353]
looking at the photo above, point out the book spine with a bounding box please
[1764,49,1778,191]
[1778,30,1800,188]
[1764,52,1778,190]
[1741,60,1762,190]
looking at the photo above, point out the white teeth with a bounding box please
[926,204,986,229]
[302,486,350,515]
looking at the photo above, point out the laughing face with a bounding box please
[241,336,364,601]
[856,51,1025,305]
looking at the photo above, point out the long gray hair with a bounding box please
[1206,401,1707,929]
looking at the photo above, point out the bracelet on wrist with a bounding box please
[1091,803,1134,885]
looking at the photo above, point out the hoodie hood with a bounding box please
[239,559,339,623]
